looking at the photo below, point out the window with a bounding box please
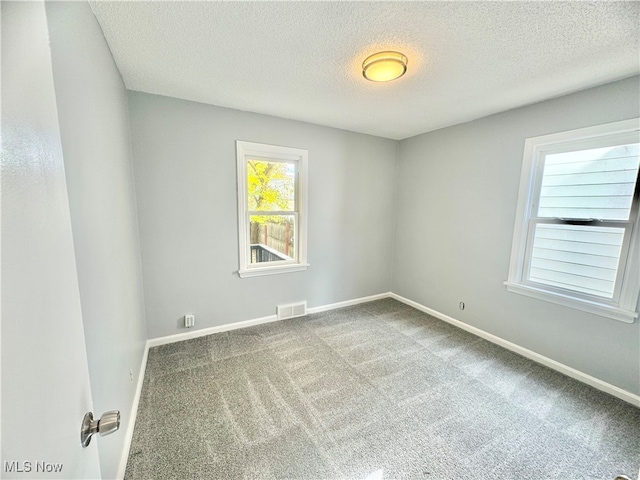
[505,119,640,323]
[236,141,308,278]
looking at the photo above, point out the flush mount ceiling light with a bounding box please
[362,51,408,82]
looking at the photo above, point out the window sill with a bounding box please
[238,263,309,278]
[504,281,637,324]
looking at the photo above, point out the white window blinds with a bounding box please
[505,119,640,323]
[527,144,639,300]
[537,144,639,220]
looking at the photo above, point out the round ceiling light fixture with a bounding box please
[362,51,408,82]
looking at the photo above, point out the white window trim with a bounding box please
[236,141,309,278]
[505,118,640,323]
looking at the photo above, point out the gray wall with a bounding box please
[393,76,640,394]
[45,3,148,478]
[128,92,398,339]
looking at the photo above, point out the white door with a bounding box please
[1,2,101,478]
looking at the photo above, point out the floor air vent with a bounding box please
[277,302,307,320]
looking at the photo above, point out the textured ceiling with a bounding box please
[89,1,639,140]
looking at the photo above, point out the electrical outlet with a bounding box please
[459,301,465,311]
[129,368,134,382]
[184,314,195,328]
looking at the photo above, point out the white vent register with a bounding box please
[277,302,307,320]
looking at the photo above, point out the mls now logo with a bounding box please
[4,461,63,473]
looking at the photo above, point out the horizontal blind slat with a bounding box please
[541,170,638,187]
[530,257,618,281]
[543,156,639,175]
[532,247,620,269]
[534,225,625,245]
[540,183,636,197]
[529,267,615,297]
[532,237,622,257]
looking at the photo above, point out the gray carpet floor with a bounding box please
[125,299,640,480]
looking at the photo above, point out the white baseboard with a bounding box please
[147,292,392,347]
[147,313,280,348]
[307,292,391,314]
[116,343,149,479]
[389,293,640,407]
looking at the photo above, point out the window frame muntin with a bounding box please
[236,141,309,278]
[505,118,640,323]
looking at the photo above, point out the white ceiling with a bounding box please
[89,1,639,140]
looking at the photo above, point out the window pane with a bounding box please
[538,143,639,220]
[249,215,295,263]
[528,223,625,298]
[247,160,295,212]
